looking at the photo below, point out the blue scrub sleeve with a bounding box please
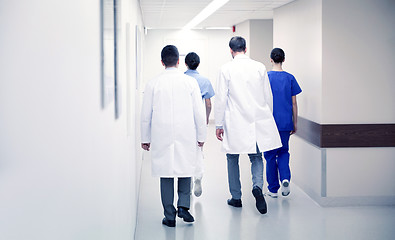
[291,76,302,96]
[202,81,215,99]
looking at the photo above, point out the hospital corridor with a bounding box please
[1,0,395,240]
[134,124,395,240]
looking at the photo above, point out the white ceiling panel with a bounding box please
[140,0,295,29]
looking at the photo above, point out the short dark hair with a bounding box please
[270,48,285,63]
[229,36,246,52]
[161,45,179,67]
[185,52,200,70]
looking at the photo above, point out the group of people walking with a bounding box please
[140,36,302,227]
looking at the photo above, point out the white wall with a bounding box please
[233,21,250,56]
[250,19,273,70]
[322,0,395,124]
[274,0,395,206]
[274,0,322,123]
[289,137,323,198]
[321,0,395,202]
[326,148,395,197]
[0,0,144,239]
[273,0,323,202]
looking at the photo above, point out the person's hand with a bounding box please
[216,129,224,141]
[198,142,204,147]
[290,125,297,135]
[141,143,150,151]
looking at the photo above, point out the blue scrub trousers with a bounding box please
[264,131,291,193]
[226,145,263,199]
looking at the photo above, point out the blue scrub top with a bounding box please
[268,71,302,131]
[185,69,215,99]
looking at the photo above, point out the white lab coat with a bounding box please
[141,68,207,177]
[215,54,282,154]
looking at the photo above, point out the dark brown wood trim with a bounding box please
[322,124,395,148]
[295,117,322,147]
[295,117,395,148]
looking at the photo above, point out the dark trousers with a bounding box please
[160,177,191,220]
[264,131,291,193]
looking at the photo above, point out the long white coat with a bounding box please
[215,54,282,154]
[141,68,207,177]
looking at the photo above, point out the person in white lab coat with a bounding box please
[141,45,207,227]
[215,36,282,214]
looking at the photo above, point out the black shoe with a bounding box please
[177,207,194,222]
[162,217,176,227]
[252,186,267,214]
[227,198,242,208]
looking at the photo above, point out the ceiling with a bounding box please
[139,0,295,29]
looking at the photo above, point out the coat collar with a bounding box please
[165,67,178,71]
[233,54,249,60]
[185,69,199,74]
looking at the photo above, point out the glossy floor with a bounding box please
[135,124,395,240]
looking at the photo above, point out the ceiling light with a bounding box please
[183,0,230,30]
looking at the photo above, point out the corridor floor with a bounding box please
[135,124,395,240]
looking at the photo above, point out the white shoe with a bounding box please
[281,180,290,196]
[266,191,278,198]
[194,178,202,197]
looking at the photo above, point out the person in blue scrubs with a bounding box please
[264,48,302,198]
[184,52,215,197]
[185,52,215,125]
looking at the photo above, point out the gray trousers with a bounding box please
[160,177,191,220]
[226,145,263,199]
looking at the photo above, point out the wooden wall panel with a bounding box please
[295,117,395,148]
